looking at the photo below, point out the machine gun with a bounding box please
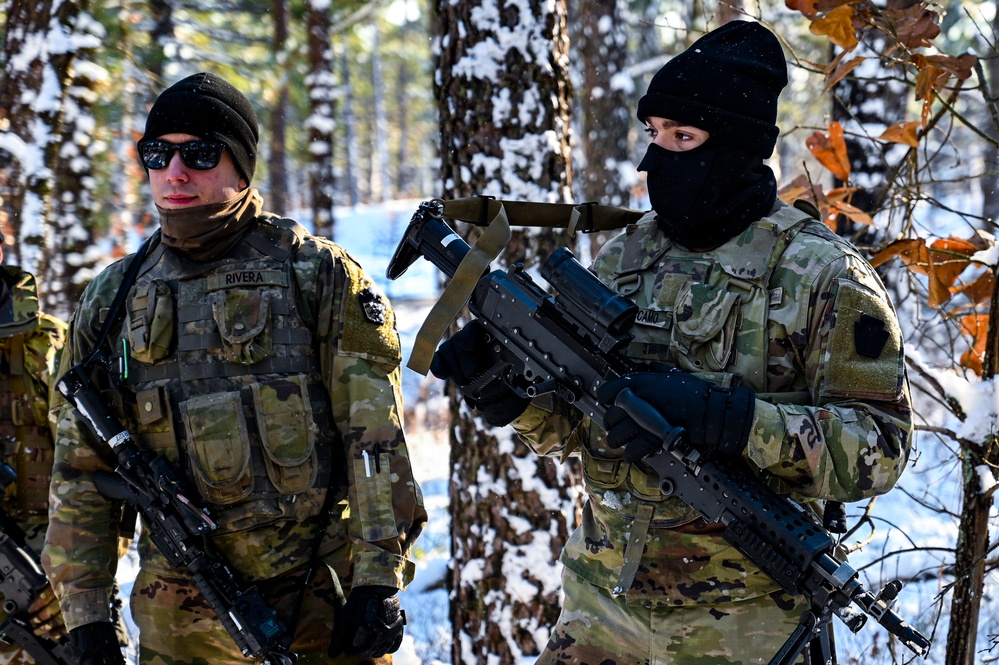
[55,363,297,665]
[0,461,74,665]
[387,199,931,665]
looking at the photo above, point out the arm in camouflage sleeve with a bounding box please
[41,277,125,631]
[746,247,913,502]
[511,396,584,461]
[309,242,426,590]
[27,314,67,443]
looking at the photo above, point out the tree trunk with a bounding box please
[268,0,291,215]
[339,44,360,208]
[573,0,632,258]
[980,9,999,227]
[370,26,389,203]
[306,0,336,238]
[0,0,53,268]
[945,445,998,665]
[945,268,999,664]
[394,56,412,197]
[0,0,85,287]
[146,0,174,82]
[45,29,100,320]
[435,0,582,661]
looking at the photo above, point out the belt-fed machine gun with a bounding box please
[0,461,73,665]
[387,199,931,665]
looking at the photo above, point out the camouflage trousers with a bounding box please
[535,570,808,665]
[130,562,391,665]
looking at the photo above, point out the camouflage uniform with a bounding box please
[43,212,427,664]
[0,267,67,665]
[513,203,912,664]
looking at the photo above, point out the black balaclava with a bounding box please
[636,21,788,249]
[140,72,259,184]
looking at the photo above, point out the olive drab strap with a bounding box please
[407,197,645,375]
[407,204,511,375]
[613,502,654,596]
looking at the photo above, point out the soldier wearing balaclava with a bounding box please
[431,20,913,665]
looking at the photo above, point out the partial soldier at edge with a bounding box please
[0,227,70,663]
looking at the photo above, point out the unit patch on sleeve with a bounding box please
[854,313,889,359]
[358,287,388,325]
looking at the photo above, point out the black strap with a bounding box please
[80,232,160,368]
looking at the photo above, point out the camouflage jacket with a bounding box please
[513,203,912,607]
[0,266,66,544]
[43,216,427,630]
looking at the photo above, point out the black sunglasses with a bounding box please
[137,139,226,171]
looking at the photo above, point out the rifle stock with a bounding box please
[0,464,73,665]
[388,200,931,665]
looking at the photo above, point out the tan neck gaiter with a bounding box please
[157,188,263,262]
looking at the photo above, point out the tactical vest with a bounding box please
[0,325,53,518]
[108,221,343,535]
[580,204,815,524]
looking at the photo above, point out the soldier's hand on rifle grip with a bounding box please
[27,586,66,640]
[596,366,756,458]
[68,621,124,665]
[430,321,530,427]
[329,585,405,659]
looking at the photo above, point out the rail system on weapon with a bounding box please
[387,199,931,665]
[0,461,74,665]
[56,362,297,665]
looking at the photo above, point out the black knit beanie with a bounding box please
[637,21,787,158]
[141,72,259,183]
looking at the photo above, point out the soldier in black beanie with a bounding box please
[45,71,426,665]
[636,20,788,250]
[432,19,912,665]
[140,72,259,185]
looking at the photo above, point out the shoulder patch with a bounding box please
[358,287,388,325]
[854,313,890,358]
[338,251,401,365]
[824,279,903,399]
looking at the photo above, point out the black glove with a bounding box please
[595,367,755,462]
[329,585,405,659]
[69,621,125,665]
[430,321,530,427]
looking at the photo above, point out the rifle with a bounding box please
[0,462,74,665]
[387,199,932,665]
[55,363,297,665]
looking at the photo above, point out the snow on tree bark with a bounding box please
[434,0,583,661]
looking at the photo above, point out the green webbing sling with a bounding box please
[407,197,645,375]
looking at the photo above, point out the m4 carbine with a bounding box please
[387,199,931,665]
[56,363,297,665]
[0,462,74,665]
